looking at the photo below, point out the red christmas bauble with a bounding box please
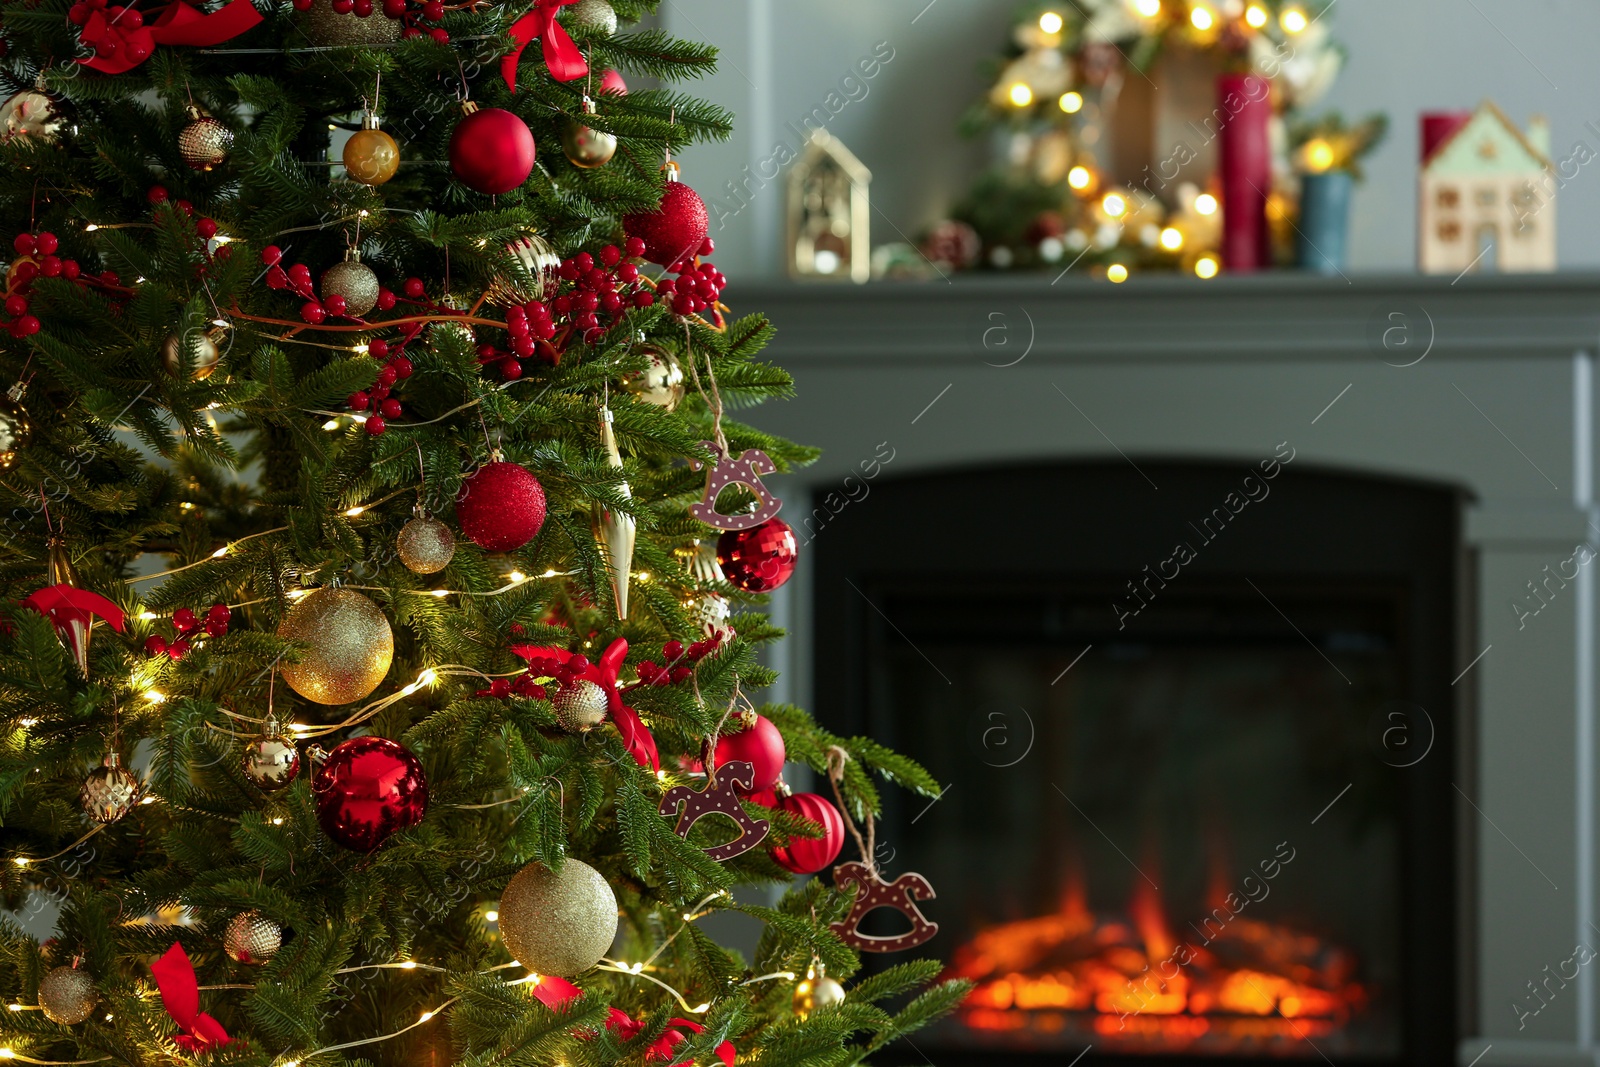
[623,179,709,266]
[770,791,845,875]
[449,106,536,195]
[456,460,547,552]
[312,736,428,852]
[716,518,797,593]
[713,713,785,794]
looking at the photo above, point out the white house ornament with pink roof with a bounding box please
[1418,102,1555,275]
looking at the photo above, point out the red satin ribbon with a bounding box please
[501,0,588,92]
[511,637,660,772]
[78,0,263,75]
[151,943,233,1051]
[22,584,125,634]
[531,977,734,1067]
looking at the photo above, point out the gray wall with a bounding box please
[661,0,1600,278]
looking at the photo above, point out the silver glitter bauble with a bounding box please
[565,0,617,35]
[321,250,381,317]
[561,95,615,169]
[397,510,456,575]
[224,910,283,964]
[161,329,221,380]
[243,722,301,791]
[80,753,139,823]
[0,88,65,144]
[179,106,232,172]
[38,965,96,1024]
[621,346,685,411]
[298,0,404,45]
[489,234,561,306]
[497,858,617,976]
[552,678,609,732]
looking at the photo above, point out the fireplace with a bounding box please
[810,461,1464,1065]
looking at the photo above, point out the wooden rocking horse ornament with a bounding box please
[688,440,782,531]
[658,758,771,861]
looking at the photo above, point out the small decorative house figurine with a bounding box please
[787,129,871,283]
[1418,101,1554,275]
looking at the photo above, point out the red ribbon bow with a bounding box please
[511,636,660,772]
[77,0,263,75]
[501,0,589,92]
[151,943,233,1051]
[531,976,734,1067]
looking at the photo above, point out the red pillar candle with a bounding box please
[1216,73,1272,272]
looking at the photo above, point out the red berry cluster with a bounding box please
[259,245,398,325]
[143,603,229,659]
[346,336,416,437]
[653,238,727,319]
[634,634,724,687]
[285,0,451,42]
[67,0,154,63]
[477,651,594,700]
[6,232,92,339]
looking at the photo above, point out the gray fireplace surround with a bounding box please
[744,272,1600,1067]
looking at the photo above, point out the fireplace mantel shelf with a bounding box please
[741,273,1600,365]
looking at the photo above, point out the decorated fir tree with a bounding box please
[0,1,967,1064]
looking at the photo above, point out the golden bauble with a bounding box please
[38,965,96,1024]
[161,330,221,380]
[621,347,685,411]
[552,678,608,732]
[321,251,381,317]
[298,0,403,45]
[224,910,283,964]
[179,107,232,172]
[0,382,34,471]
[498,858,617,977]
[344,126,400,185]
[792,967,846,1019]
[80,754,139,823]
[561,119,616,169]
[490,234,561,306]
[0,89,65,144]
[277,587,394,705]
[565,0,617,35]
[397,513,456,575]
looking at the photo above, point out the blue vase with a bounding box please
[1298,171,1354,274]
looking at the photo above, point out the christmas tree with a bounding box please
[0,1,967,1064]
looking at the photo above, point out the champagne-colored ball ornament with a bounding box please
[0,381,34,471]
[277,587,394,705]
[321,249,381,317]
[552,678,608,732]
[489,234,561,305]
[0,83,65,144]
[299,0,403,45]
[397,508,456,575]
[80,752,139,823]
[792,963,846,1020]
[242,718,300,791]
[224,910,283,964]
[497,858,617,976]
[161,328,222,380]
[560,94,616,169]
[37,965,96,1024]
[343,112,399,186]
[566,0,617,35]
[178,105,232,171]
[621,346,685,411]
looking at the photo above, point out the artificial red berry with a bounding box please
[670,666,692,683]
[12,234,34,255]
[301,302,327,324]
[552,294,572,314]
[699,237,715,256]
[167,638,190,660]
[196,218,217,240]
[144,635,168,656]
[62,261,80,280]
[498,356,523,380]
[68,3,90,24]
[380,397,402,419]
[624,236,646,258]
[173,607,199,633]
[511,336,534,358]
[599,244,621,267]
[207,602,231,623]
[13,315,39,336]
[175,199,194,217]
[375,288,396,311]
[489,677,511,698]
[365,414,386,435]
[324,294,348,317]
[506,304,526,324]
[4,295,26,317]
[370,383,390,401]
[34,232,57,255]
[421,0,442,17]
[663,640,683,660]
[402,25,421,36]
[364,339,388,359]
[633,292,654,308]
[576,291,598,312]
[331,0,352,11]
[573,252,593,273]
[266,265,288,289]
[38,256,61,278]
[99,270,118,285]
[204,616,228,637]
[376,364,398,386]
[148,186,171,207]
[348,391,370,411]
[654,277,675,296]
[672,293,693,316]
[617,262,638,283]
[261,245,283,265]
[600,292,622,315]
[569,655,590,672]
[382,0,404,14]
[353,0,372,13]
[390,355,413,378]
[428,26,449,42]
[403,277,425,298]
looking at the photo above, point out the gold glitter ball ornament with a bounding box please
[179,106,232,171]
[552,678,609,732]
[565,0,617,35]
[321,249,381,317]
[38,965,96,1024]
[397,510,456,575]
[161,329,221,380]
[224,910,283,964]
[0,381,34,470]
[277,587,394,705]
[792,964,846,1019]
[621,346,685,412]
[0,87,65,144]
[343,113,400,185]
[561,94,616,169]
[81,752,139,823]
[497,858,617,977]
[298,0,404,45]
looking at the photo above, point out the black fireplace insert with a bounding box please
[809,460,1467,1066]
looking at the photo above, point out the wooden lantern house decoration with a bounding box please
[787,129,871,283]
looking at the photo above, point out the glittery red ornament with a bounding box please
[312,736,428,852]
[770,791,845,875]
[449,104,536,195]
[713,713,785,795]
[716,518,797,592]
[456,460,547,552]
[623,175,709,266]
